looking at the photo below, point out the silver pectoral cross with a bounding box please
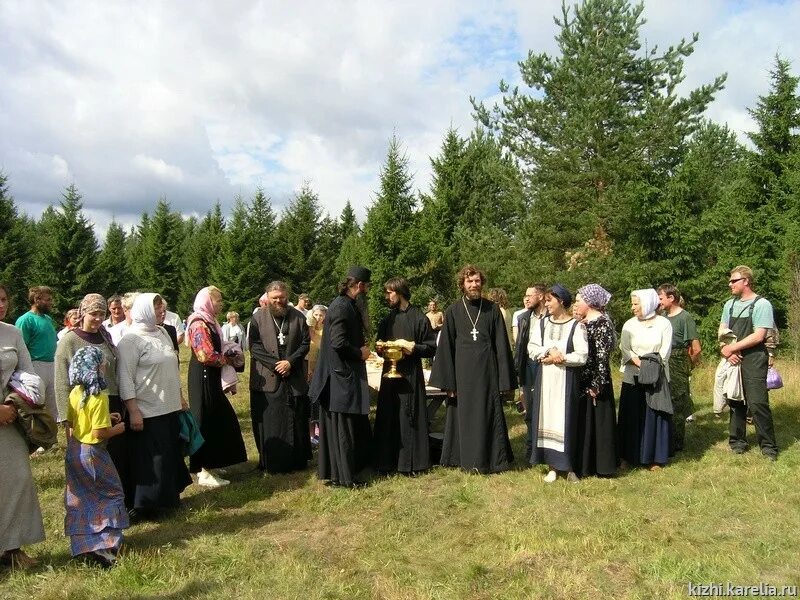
[278,331,286,345]
[470,327,479,341]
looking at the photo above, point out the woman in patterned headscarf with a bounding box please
[55,293,133,506]
[186,286,247,487]
[617,288,674,471]
[64,345,128,567]
[572,284,617,477]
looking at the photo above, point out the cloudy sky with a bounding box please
[1,0,798,238]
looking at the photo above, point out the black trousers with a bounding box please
[729,353,777,456]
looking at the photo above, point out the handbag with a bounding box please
[766,366,783,390]
[4,392,58,452]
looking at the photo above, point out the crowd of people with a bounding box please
[0,262,780,570]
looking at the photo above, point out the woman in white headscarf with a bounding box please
[617,288,673,471]
[116,293,191,517]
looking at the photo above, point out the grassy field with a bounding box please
[2,350,799,599]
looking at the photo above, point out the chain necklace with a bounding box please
[272,315,287,346]
[462,296,482,341]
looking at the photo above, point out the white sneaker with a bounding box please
[543,470,557,483]
[197,469,229,487]
[685,414,695,423]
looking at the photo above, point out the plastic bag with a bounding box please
[766,366,783,390]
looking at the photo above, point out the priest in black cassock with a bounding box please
[309,266,373,487]
[249,281,312,474]
[373,277,438,474]
[429,265,516,473]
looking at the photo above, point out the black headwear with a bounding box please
[551,283,572,308]
[346,265,372,283]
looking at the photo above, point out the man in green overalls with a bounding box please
[719,265,778,461]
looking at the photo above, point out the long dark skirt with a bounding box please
[576,382,617,477]
[106,395,134,508]
[250,389,311,474]
[188,356,247,473]
[127,411,192,510]
[528,366,581,473]
[373,378,431,474]
[64,437,129,556]
[318,405,372,486]
[617,382,672,467]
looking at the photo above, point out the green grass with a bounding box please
[2,350,799,599]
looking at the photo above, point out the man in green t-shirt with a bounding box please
[657,284,701,453]
[15,286,60,425]
[718,265,777,461]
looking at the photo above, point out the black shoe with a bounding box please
[763,453,778,462]
[731,447,746,455]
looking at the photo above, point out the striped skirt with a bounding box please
[64,437,130,557]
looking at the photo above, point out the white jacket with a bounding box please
[714,358,744,413]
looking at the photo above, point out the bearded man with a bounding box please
[15,286,60,423]
[373,277,437,474]
[309,266,373,487]
[249,280,311,473]
[429,265,516,473]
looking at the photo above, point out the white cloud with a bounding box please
[132,154,184,183]
[1,0,798,234]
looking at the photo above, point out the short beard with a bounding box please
[465,289,482,300]
[36,303,52,314]
[269,304,287,318]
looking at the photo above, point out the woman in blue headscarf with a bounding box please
[527,284,588,483]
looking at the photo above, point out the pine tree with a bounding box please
[475,0,726,283]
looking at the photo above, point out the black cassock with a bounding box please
[429,297,515,473]
[249,310,312,474]
[373,305,438,474]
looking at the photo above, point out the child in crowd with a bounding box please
[64,346,129,567]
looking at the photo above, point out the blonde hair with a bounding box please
[226,311,239,320]
[731,265,754,286]
[122,292,140,310]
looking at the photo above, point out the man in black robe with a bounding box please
[309,266,373,486]
[373,277,437,474]
[429,265,516,473]
[249,280,311,473]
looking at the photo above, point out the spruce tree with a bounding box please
[361,135,420,330]
[0,173,35,318]
[179,202,225,315]
[131,199,184,306]
[95,220,132,297]
[274,182,322,296]
[30,184,98,315]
